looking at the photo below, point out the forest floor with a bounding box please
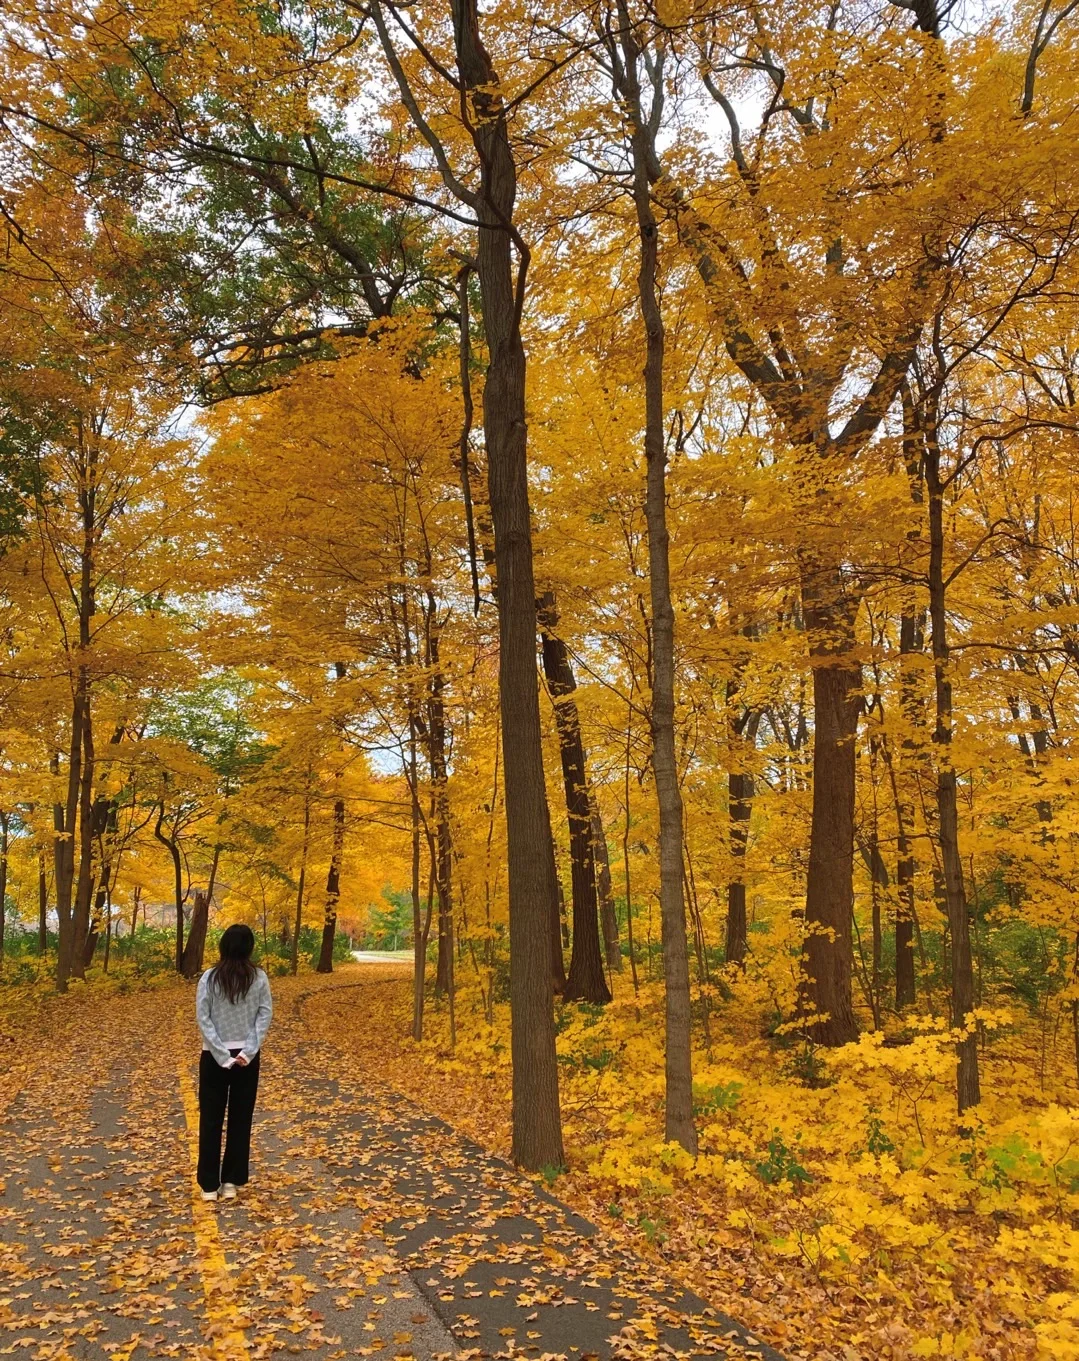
[0,966,781,1361]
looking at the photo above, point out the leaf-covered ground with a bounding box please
[0,967,782,1361]
[307,970,1079,1361]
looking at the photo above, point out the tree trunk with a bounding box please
[538,593,610,1004]
[726,768,752,967]
[799,561,861,1046]
[38,852,48,956]
[429,638,456,1014]
[925,411,980,1114]
[289,793,310,976]
[547,808,567,993]
[591,800,621,973]
[318,661,349,973]
[317,794,345,973]
[53,695,84,992]
[410,709,427,1040]
[447,0,564,1170]
[895,387,925,1012]
[616,9,696,1152]
[206,844,221,904]
[182,890,211,979]
[894,603,923,1011]
[154,805,185,972]
[0,812,7,974]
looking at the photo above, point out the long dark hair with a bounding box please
[212,924,258,1003]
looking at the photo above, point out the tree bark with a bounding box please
[538,593,610,1003]
[38,852,48,956]
[0,812,7,974]
[726,768,752,967]
[924,403,980,1113]
[154,804,185,972]
[591,800,621,973]
[54,702,83,992]
[182,889,211,979]
[799,561,861,1046]
[318,661,349,974]
[449,0,563,1169]
[289,790,310,976]
[317,795,345,973]
[614,7,696,1152]
[428,627,456,1013]
[373,0,563,1169]
[894,601,923,1011]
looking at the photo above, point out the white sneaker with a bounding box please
[220,1183,238,1200]
[201,1189,219,1202]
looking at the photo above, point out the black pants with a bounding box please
[197,1049,260,1191]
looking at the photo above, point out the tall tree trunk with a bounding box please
[154,805,184,972]
[38,852,48,956]
[426,620,456,1013]
[615,8,696,1152]
[289,790,310,977]
[895,386,925,1011]
[317,795,345,973]
[547,806,567,993]
[54,697,83,992]
[71,708,97,979]
[799,561,861,1046]
[318,661,349,974]
[206,844,221,903]
[925,405,980,1114]
[410,709,428,1040]
[450,0,563,1169]
[591,800,621,973]
[894,603,923,1011]
[0,812,7,974]
[538,593,610,1004]
[726,768,752,967]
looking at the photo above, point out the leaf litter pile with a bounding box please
[0,969,779,1361]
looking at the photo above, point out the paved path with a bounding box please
[0,974,783,1361]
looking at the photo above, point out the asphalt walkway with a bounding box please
[0,974,782,1361]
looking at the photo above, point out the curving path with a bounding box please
[0,971,783,1361]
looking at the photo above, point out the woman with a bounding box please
[195,923,273,1201]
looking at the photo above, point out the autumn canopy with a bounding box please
[1,0,1078,1356]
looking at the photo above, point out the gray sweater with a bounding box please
[196,967,273,1068]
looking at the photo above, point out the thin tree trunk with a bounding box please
[289,790,311,976]
[410,708,426,1040]
[925,404,980,1113]
[54,699,83,992]
[615,8,696,1152]
[38,852,48,956]
[548,808,567,993]
[895,386,926,1011]
[318,662,349,974]
[0,812,7,974]
[103,889,113,974]
[591,800,621,973]
[317,795,345,973]
[538,593,610,1003]
[153,804,185,972]
[206,844,221,903]
[623,701,640,996]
